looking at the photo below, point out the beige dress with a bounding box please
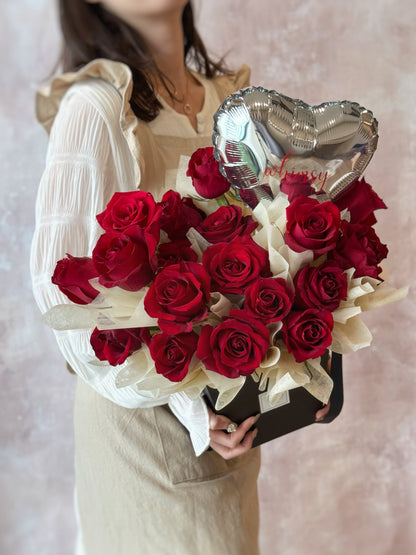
[32,59,261,555]
[75,382,260,555]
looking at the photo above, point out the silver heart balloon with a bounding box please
[212,87,378,200]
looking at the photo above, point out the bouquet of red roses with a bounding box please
[43,146,407,409]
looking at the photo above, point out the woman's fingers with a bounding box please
[208,410,235,431]
[315,400,331,421]
[208,407,260,459]
[210,413,260,448]
[210,428,258,460]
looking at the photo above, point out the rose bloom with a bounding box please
[186,146,230,199]
[330,221,388,279]
[280,174,314,202]
[52,254,99,305]
[90,327,151,366]
[157,239,198,270]
[96,190,161,234]
[92,226,157,291]
[158,190,204,240]
[149,331,198,382]
[197,310,270,378]
[294,261,347,311]
[244,277,294,323]
[332,177,386,226]
[196,205,258,244]
[202,235,271,295]
[281,308,334,363]
[144,261,211,334]
[284,196,341,256]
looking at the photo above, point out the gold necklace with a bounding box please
[166,71,192,115]
[182,73,192,115]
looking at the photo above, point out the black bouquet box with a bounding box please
[204,352,343,447]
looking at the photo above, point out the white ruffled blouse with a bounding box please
[30,58,250,456]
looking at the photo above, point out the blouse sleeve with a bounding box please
[30,88,172,408]
[31,84,211,454]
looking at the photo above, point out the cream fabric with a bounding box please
[30,59,251,457]
[74,378,261,555]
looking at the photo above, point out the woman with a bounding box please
[31,2,262,554]
[31,2,329,553]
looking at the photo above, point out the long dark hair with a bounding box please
[58,1,228,121]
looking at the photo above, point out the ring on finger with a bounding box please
[226,422,238,434]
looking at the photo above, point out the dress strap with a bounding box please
[212,64,251,103]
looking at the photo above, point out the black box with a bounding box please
[204,352,343,447]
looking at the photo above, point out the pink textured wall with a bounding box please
[1,1,415,554]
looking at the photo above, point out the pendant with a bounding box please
[183,103,192,115]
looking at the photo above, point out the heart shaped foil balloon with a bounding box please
[212,87,378,200]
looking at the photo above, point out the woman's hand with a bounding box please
[315,400,331,421]
[315,352,332,421]
[208,394,331,460]
[208,407,260,460]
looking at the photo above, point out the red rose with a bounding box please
[332,177,387,226]
[149,331,198,382]
[244,277,294,323]
[281,308,334,363]
[197,310,270,378]
[158,190,204,240]
[90,326,151,366]
[196,205,258,244]
[294,261,347,311]
[96,191,161,234]
[280,174,314,202]
[329,221,388,278]
[157,239,198,270]
[284,196,341,256]
[92,227,157,291]
[144,261,210,334]
[202,235,271,295]
[186,146,230,199]
[51,254,99,305]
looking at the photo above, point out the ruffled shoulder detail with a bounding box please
[36,58,134,132]
[212,64,251,103]
[36,58,144,183]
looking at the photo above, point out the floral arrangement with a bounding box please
[44,147,408,409]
